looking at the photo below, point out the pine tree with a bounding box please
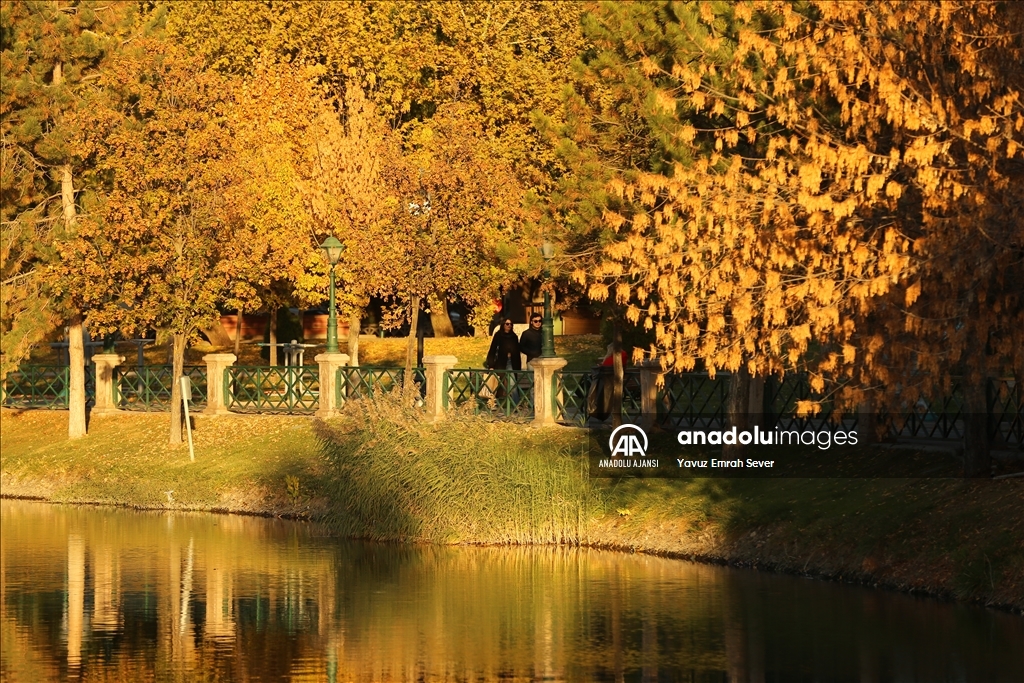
[1,0,142,437]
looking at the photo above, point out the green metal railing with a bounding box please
[553,368,643,426]
[336,366,425,407]
[444,368,534,419]
[988,378,1023,446]
[659,372,730,429]
[2,366,70,409]
[553,371,591,427]
[2,365,95,409]
[115,365,207,412]
[878,378,1022,445]
[226,366,319,414]
[763,375,852,432]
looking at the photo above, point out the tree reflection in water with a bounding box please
[1,500,1021,682]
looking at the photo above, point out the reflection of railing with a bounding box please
[336,366,425,406]
[1,365,95,409]
[115,365,207,411]
[444,369,534,420]
[226,366,319,414]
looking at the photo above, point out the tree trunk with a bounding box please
[268,308,278,367]
[60,161,87,439]
[67,315,87,439]
[169,332,186,445]
[234,307,242,356]
[724,365,751,458]
[201,318,233,346]
[429,294,455,337]
[611,317,624,429]
[962,375,991,478]
[348,310,361,367]
[405,294,421,382]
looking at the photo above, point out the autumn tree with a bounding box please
[387,105,528,374]
[56,41,239,444]
[561,1,1023,475]
[169,0,584,326]
[290,77,403,367]
[1,0,141,437]
[219,63,328,366]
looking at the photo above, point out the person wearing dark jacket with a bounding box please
[486,319,521,370]
[519,314,543,363]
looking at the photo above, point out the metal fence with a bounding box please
[554,369,643,427]
[226,366,319,414]
[115,365,207,412]
[1,365,95,409]
[659,372,731,430]
[337,366,425,406]
[445,368,534,419]
[553,369,1022,446]
[553,371,591,427]
[988,378,1024,446]
[877,377,1023,446]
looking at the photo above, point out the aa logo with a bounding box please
[608,424,648,458]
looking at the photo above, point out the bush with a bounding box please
[314,386,592,544]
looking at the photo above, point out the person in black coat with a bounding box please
[519,313,543,363]
[486,318,521,370]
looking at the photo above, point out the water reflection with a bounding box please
[1,499,1021,682]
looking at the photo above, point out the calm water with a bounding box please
[1,500,1021,682]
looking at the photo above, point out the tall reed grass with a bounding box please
[313,385,592,544]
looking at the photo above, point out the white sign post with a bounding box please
[181,375,195,462]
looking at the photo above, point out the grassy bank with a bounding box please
[2,403,1022,611]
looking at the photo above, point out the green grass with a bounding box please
[314,386,591,544]
[0,409,323,515]
[3,403,1021,610]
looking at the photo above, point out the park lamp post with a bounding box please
[319,236,345,354]
[540,241,556,358]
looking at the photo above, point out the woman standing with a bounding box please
[486,318,521,371]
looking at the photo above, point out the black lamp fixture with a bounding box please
[540,241,556,358]
[319,236,345,353]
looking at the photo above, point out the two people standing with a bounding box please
[485,314,545,371]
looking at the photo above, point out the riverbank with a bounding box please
[2,406,1022,612]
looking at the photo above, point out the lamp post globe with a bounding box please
[319,236,345,354]
[540,241,556,358]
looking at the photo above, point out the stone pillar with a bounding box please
[530,357,568,428]
[315,353,350,418]
[203,353,237,416]
[91,353,124,415]
[640,360,663,431]
[422,355,458,422]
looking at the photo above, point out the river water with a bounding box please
[1,499,1021,682]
